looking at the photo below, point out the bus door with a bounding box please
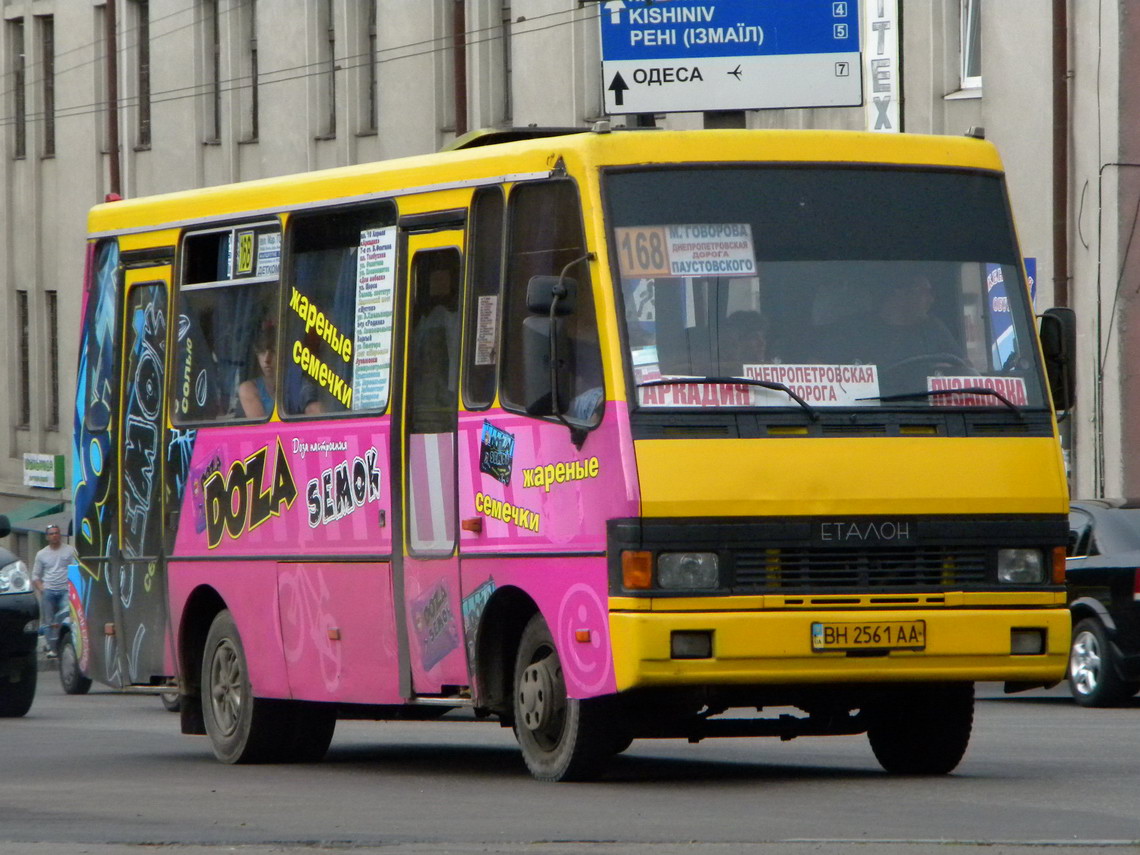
[112,267,173,686]
[396,227,468,695]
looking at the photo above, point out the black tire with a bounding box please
[160,692,181,712]
[0,655,37,717]
[201,610,335,764]
[1068,617,1140,707]
[58,635,92,695]
[281,702,337,763]
[201,609,284,763]
[867,682,973,775]
[512,614,614,782]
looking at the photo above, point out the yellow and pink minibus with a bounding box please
[70,127,1074,780]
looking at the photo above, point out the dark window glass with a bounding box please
[10,18,26,159]
[17,290,30,426]
[205,0,220,142]
[83,241,121,432]
[134,0,151,148]
[408,249,462,434]
[500,180,603,426]
[174,223,281,423]
[46,290,59,428]
[39,15,54,156]
[245,0,259,141]
[283,203,397,416]
[606,166,1047,409]
[463,187,504,409]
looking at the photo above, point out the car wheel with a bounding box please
[867,682,974,775]
[160,692,181,712]
[58,635,92,695]
[512,614,613,782]
[0,655,37,717]
[1068,617,1140,707]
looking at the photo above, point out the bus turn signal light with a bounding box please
[1053,546,1067,585]
[622,550,653,590]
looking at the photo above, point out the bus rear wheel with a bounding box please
[58,634,92,695]
[512,614,612,782]
[201,609,335,764]
[866,682,974,775]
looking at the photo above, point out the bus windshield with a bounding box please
[605,166,1048,411]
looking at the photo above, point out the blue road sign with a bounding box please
[599,0,863,114]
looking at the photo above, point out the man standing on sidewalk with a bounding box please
[32,524,75,658]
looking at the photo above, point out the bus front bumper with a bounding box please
[608,606,1071,691]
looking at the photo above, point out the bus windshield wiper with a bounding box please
[857,386,1025,417]
[637,376,819,421]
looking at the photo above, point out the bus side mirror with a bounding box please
[0,515,9,538]
[522,275,577,415]
[521,316,573,416]
[1039,306,1076,412]
[526,276,577,316]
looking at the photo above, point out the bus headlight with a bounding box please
[997,549,1045,584]
[657,552,719,590]
[0,560,31,594]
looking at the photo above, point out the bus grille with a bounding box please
[733,547,990,592]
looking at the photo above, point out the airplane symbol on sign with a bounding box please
[728,65,742,80]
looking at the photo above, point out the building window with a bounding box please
[357,0,377,133]
[133,0,152,147]
[9,18,26,158]
[203,0,221,142]
[17,291,30,427]
[38,15,55,156]
[317,0,336,138]
[500,2,512,124]
[94,4,107,154]
[239,0,259,141]
[46,291,59,429]
[961,0,982,90]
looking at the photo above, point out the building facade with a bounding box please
[1,0,1136,559]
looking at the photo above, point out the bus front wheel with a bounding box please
[512,614,612,782]
[866,682,974,775]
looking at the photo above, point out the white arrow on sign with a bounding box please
[603,0,626,26]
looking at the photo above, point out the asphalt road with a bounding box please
[2,675,1138,855]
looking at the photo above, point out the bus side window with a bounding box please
[82,240,122,432]
[463,186,505,410]
[282,203,397,416]
[499,180,604,427]
[173,225,280,424]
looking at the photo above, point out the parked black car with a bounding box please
[0,514,38,717]
[1066,499,1140,706]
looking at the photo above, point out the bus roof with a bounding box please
[87,128,1005,238]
